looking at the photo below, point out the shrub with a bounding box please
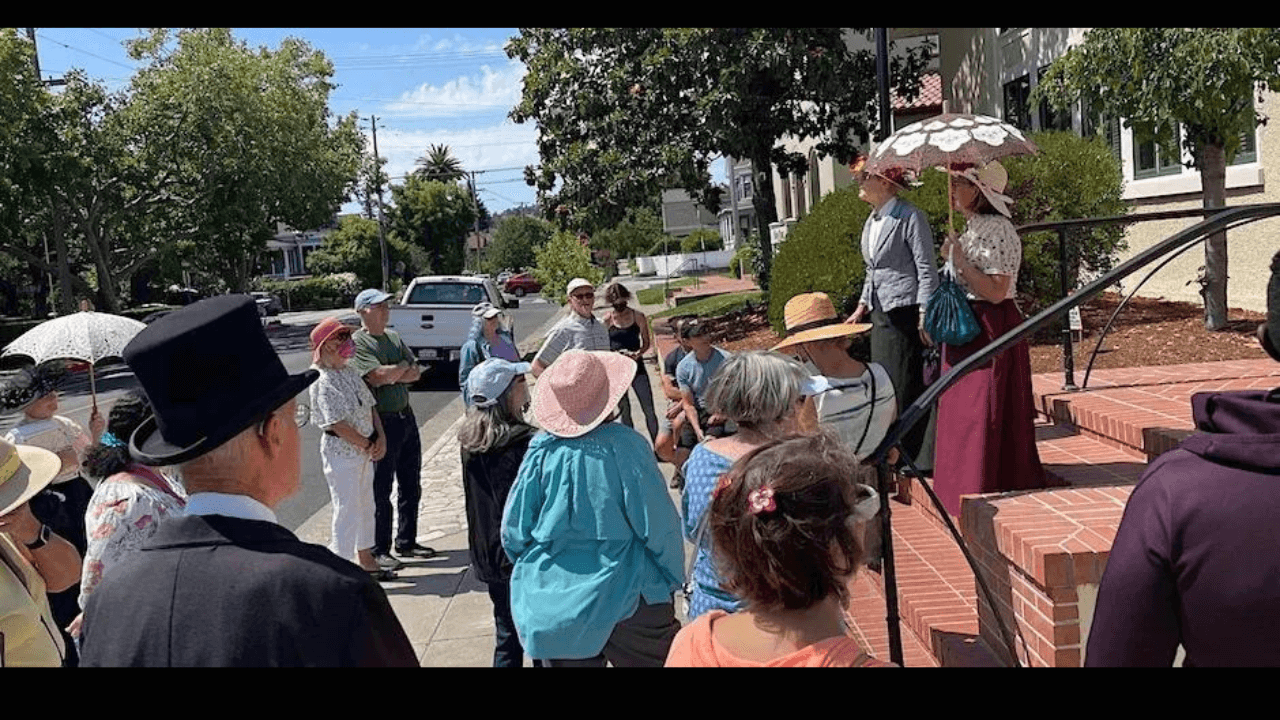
[532,230,605,305]
[260,273,360,311]
[729,238,760,280]
[680,229,724,254]
[767,185,870,333]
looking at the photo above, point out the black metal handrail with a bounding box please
[1017,205,1269,392]
[868,202,1280,667]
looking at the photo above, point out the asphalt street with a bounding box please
[0,298,560,531]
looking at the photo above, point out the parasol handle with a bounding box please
[89,363,98,416]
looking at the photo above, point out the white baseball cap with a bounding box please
[566,278,595,295]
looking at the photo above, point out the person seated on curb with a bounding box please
[79,295,417,667]
[1085,247,1280,668]
[654,318,694,489]
[675,320,733,443]
[0,438,83,667]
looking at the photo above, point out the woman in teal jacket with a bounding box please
[502,350,684,667]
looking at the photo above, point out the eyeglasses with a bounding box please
[571,292,595,300]
[257,402,310,436]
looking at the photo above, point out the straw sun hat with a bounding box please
[948,160,1014,218]
[772,292,872,353]
[0,436,60,518]
[531,350,637,438]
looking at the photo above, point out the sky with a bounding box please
[25,27,550,218]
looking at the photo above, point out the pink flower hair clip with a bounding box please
[748,486,776,515]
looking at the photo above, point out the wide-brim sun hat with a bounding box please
[123,295,318,466]
[948,160,1014,218]
[0,362,69,412]
[309,317,354,365]
[530,350,637,438]
[849,154,915,190]
[772,292,871,352]
[0,437,60,518]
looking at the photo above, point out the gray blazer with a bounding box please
[858,198,939,313]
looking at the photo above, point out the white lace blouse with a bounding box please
[309,364,377,460]
[954,214,1022,301]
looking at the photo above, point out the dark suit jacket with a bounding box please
[79,514,418,667]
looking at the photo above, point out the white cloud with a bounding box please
[383,60,525,118]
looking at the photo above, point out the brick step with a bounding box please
[1032,359,1280,461]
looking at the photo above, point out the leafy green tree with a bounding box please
[484,214,554,274]
[507,28,932,293]
[386,175,476,275]
[351,142,390,220]
[123,28,364,294]
[414,143,465,183]
[591,206,664,260]
[306,215,414,290]
[680,229,723,254]
[1034,27,1280,330]
[532,230,605,304]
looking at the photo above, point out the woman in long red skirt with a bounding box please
[933,161,1046,519]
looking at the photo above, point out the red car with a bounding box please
[503,273,542,297]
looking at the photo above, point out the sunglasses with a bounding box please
[571,291,595,300]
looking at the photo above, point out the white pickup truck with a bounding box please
[385,276,518,370]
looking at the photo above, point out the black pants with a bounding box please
[542,599,680,667]
[486,579,541,668]
[870,305,936,473]
[373,409,422,555]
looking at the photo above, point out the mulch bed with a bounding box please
[653,292,1268,374]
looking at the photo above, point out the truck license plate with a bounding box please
[418,349,437,360]
[448,350,460,361]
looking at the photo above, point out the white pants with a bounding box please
[321,448,376,563]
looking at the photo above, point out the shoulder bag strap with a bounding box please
[853,367,877,457]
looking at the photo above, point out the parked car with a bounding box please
[386,276,519,371]
[250,291,283,317]
[503,273,542,298]
[497,271,513,285]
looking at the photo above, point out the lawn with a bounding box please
[652,291,764,319]
[636,278,696,305]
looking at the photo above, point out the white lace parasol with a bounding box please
[2,311,147,410]
[865,113,1038,176]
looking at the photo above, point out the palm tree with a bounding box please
[413,143,464,182]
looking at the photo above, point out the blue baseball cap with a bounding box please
[467,358,531,408]
[355,288,393,311]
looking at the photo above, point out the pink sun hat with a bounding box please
[531,350,638,438]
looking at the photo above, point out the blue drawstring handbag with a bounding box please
[924,246,981,347]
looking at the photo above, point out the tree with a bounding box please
[306,215,414,290]
[122,28,364,294]
[413,143,464,183]
[590,206,664,260]
[351,142,390,221]
[507,28,932,293]
[680,228,723,254]
[385,175,476,275]
[532,229,605,304]
[1035,28,1280,330]
[484,214,554,273]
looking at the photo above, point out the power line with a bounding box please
[36,32,136,71]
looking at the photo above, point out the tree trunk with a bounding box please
[51,200,76,316]
[750,152,779,294]
[1199,143,1229,330]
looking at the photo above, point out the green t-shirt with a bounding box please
[351,328,414,413]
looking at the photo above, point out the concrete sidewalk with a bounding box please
[299,285,694,667]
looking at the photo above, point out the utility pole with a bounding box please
[27,28,68,316]
[468,170,482,273]
[370,116,391,291]
[875,28,892,142]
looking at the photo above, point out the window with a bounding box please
[795,174,807,218]
[1037,66,1072,132]
[737,174,753,199]
[1231,101,1258,166]
[407,282,487,305]
[1081,109,1122,166]
[1003,74,1031,132]
[781,177,793,219]
[1133,123,1183,179]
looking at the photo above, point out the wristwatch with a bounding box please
[25,523,51,551]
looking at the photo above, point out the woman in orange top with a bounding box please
[665,433,894,667]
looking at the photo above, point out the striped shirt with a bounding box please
[533,310,612,368]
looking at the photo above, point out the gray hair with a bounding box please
[704,351,808,427]
[457,383,528,454]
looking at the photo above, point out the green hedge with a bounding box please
[259,273,361,312]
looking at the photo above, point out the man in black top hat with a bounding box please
[78,295,417,667]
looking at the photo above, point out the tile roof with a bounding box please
[892,71,942,110]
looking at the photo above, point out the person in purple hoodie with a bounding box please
[1086,248,1280,667]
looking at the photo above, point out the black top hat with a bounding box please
[123,295,318,466]
[0,362,68,412]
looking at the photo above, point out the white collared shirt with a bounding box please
[867,196,899,249]
[184,492,278,526]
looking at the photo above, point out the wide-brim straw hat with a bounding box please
[0,437,60,518]
[531,350,637,438]
[948,160,1014,218]
[772,292,871,352]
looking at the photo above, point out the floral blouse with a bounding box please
[310,364,377,460]
[955,214,1022,301]
[79,466,187,610]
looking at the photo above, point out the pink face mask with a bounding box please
[337,339,356,359]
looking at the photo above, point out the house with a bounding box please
[718,157,758,251]
[264,218,338,280]
[660,187,721,237]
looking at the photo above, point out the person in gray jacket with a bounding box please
[844,155,939,473]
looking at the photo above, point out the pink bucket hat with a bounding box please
[531,350,637,438]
